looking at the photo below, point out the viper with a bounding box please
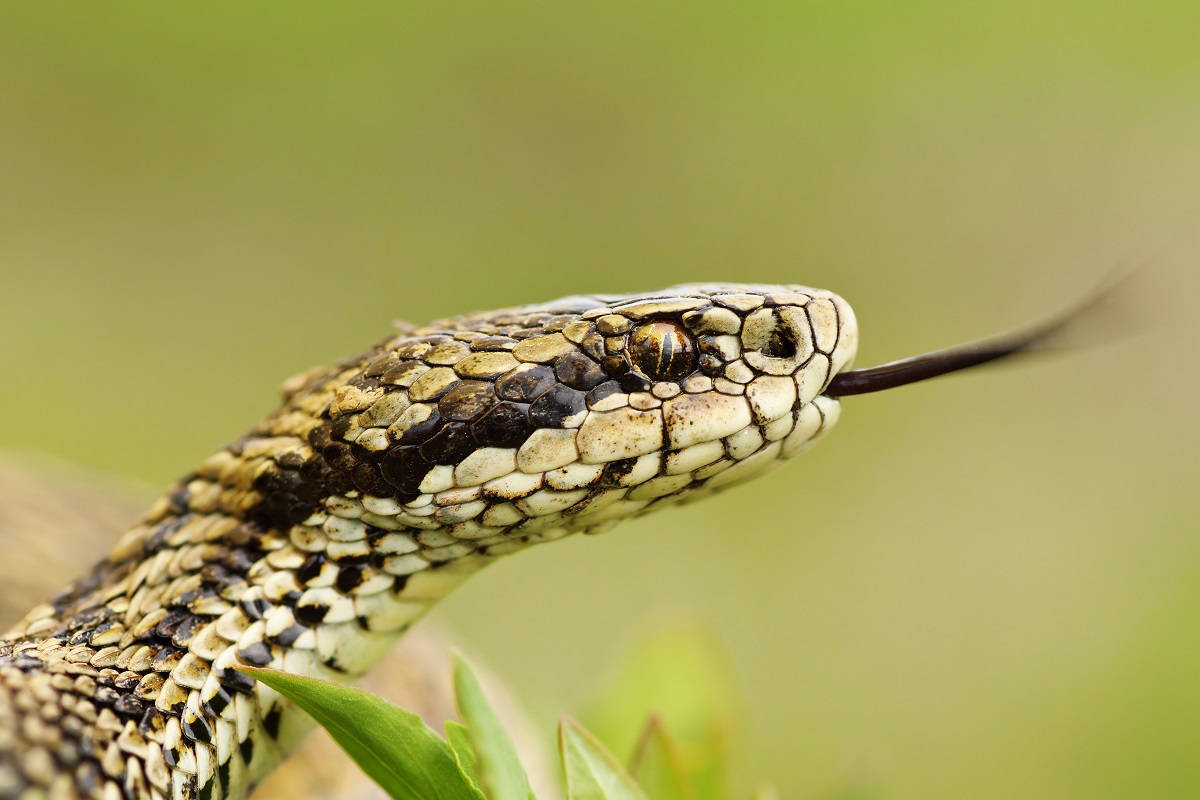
[0,283,1092,800]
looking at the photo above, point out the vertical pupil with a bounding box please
[629,321,696,381]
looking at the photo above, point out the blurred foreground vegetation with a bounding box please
[247,628,768,800]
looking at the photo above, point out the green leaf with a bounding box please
[560,716,647,800]
[628,716,694,800]
[453,656,534,800]
[238,666,482,800]
[747,785,778,800]
[446,720,485,795]
[585,626,739,800]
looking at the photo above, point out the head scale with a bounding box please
[259,284,858,554]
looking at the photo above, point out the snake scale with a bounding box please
[0,282,1081,800]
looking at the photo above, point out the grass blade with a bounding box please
[560,716,647,800]
[453,655,534,800]
[585,627,737,800]
[240,666,482,800]
[446,720,485,795]
[628,716,694,800]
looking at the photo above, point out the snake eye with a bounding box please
[628,321,697,382]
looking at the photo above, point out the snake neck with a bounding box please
[0,361,495,800]
[0,473,489,800]
[0,284,856,799]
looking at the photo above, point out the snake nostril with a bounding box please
[742,307,813,375]
[761,328,797,360]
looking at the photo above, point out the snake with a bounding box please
[0,282,1087,800]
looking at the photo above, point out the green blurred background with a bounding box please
[2,4,1198,798]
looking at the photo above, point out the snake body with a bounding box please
[0,284,858,799]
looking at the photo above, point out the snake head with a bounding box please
[188,278,1099,653]
[261,284,858,557]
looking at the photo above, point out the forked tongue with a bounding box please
[826,277,1129,397]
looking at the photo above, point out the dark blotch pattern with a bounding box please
[472,402,534,448]
[380,447,432,494]
[585,380,622,409]
[351,461,395,497]
[495,364,557,402]
[294,603,329,627]
[438,381,496,421]
[554,350,606,390]
[235,642,273,668]
[392,408,444,446]
[600,457,640,487]
[619,372,652,394]
[420,422,476,465]
[530,385,587,428]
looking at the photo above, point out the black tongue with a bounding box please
[826,275,1133,397]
